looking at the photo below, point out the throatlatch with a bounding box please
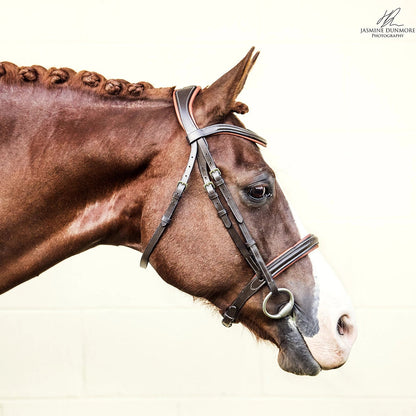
[140,86,319,326]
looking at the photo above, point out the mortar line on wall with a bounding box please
[0,395,415,402]
[0,395,416,404]
[0,306,195,312]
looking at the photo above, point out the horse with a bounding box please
[0,48,357,376]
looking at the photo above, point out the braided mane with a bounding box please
[0,61,174,101]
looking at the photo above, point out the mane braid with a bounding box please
[0,61,174,102]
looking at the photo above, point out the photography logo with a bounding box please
[360,8,415,38]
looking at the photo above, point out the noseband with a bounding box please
[140,86,318,327]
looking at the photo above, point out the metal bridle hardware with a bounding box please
[140,85,319,327]
[262,289,295,320]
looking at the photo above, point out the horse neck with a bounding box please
[0,84,174,292]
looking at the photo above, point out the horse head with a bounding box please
[136,49,357,375]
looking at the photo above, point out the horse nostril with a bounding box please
[337,315,348,336]
[337,314,350,336]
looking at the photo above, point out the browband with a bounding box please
[187,125,267,146]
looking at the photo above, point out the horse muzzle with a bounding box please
[285,251,358,373]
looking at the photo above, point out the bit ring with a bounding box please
[262,288,295,319]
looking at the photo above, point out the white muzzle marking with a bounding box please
[304,250,358,369]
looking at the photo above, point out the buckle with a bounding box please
[222,305,238,327]
[210,168,224,186]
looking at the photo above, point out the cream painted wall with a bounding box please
[0,0,415,415]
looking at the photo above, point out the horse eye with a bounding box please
[247,185,271,201]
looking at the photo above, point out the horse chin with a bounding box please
[275,317,321,376]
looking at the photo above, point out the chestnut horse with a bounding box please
[0,49,357,375]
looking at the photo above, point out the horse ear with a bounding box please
[193,47,259,126]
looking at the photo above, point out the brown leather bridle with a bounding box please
[140,86,318,327]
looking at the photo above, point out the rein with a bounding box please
[140,86,318,327]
